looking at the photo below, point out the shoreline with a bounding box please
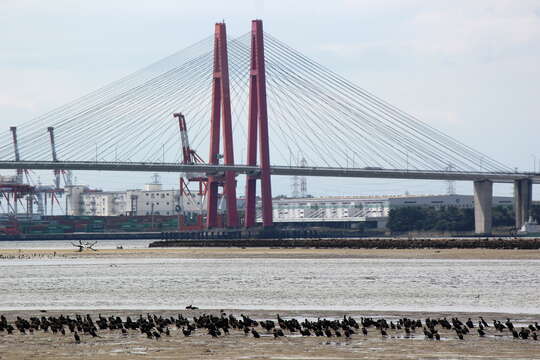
[2,308,539,319]
[1,247,540,259]
[2,308,539,316]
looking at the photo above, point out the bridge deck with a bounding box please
[0,161,538,184]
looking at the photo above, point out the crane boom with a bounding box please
[47,127,61,189]
[174,113,192,164]
[173,113,207,218]
[10,126,23,182]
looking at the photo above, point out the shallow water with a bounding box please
[0,239,154,249]
[0,254,539,313]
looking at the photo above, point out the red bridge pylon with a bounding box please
[207,22,239,228]
[206,20,273,229]
[245,20,273,228]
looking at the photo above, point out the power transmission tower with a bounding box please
[299,157,308,197]
[445,164,456,195]
[291,175,300,198]
[290,157,308,198]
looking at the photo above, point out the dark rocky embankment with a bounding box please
[150,237,540,249]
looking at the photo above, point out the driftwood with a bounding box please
[71,240,98,252]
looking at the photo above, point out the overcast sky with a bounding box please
[1,0,539,199]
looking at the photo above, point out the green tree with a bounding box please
[387,206,428,233]
[531,205,540,223]
[492,206,514,227]
[388,206,475,233]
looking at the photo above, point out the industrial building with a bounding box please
[67,183,193,217]
[66,181,516,229]
[267,194,515,228]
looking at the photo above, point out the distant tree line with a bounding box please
[386,205,540,233]
[532,205,540,223]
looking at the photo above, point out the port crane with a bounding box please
[174,113,207,216]
[4,126,71,216]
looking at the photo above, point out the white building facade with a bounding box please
[126,184,179,216]
[264,194,514,225]
[67,184,516,228]
[67,183,194,216]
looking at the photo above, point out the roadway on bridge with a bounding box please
[0,161,538,184]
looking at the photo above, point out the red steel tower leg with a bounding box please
[207,22,238,228]
[245,19,273,228]
[244,50,258,227]
[207,35,221,228]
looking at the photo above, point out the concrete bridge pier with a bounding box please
[514,179,532,230]
[474,180,493,234]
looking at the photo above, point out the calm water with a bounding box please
[0,239,154,250]
[0,247,539,313]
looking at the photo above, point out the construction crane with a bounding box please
[2,126,74,217]
[10,127,24,184]
[175,113,205,166]
[47,126,73,188]
[174,113,207,217]
[47,127,61,189]
[5,126,65,216]
[5,126,34,215]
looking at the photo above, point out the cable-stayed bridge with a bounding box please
[1,20,537,234]
[0,161,536,182]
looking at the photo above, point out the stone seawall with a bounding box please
[150,237,540,249]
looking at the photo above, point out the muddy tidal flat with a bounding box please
[0,243,539,359]
[2,246,540,260]
[0,309,539,360]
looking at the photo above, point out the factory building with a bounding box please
[125,183,179,216]
[66,182,199,217]
[79,190,126,217]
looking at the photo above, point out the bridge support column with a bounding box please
[514,179,532,230]
[207,22,238,229]
[245,19,273,228]
[474,180,492,234]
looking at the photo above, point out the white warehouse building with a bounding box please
[264,194,514,226]
[66,182,203,217]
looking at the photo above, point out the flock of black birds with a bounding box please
[0,312,538,344]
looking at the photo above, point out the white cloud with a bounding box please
[408,2,540,59]
[313,1,540,64]
[0,68,101,126]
